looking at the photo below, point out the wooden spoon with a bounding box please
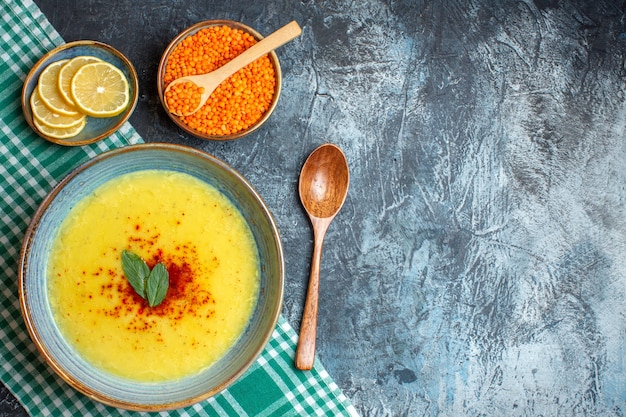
[295,143,350,370]
[164,20,302,116]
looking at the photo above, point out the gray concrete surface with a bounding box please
[4,1,626,415]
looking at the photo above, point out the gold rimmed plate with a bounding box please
[22,40,138,146]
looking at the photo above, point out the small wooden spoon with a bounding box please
[164,20,302,116]
[295,143,350,370]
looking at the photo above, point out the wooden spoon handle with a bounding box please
[211,20,302,85]
[295,221,328,370]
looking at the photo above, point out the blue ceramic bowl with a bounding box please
[22,40,138,146]
[19,143,284,411]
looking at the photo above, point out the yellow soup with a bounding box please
[48,170,259,382]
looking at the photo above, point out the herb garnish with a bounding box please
[121,250,169,307]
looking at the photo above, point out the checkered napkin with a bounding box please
[0,1,357,415]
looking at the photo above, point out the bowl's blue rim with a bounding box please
[18,143,285,411]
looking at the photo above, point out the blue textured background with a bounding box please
[3,1,625,416]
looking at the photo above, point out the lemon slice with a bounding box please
[33,113,86,139]
[58,55,102,106]
[70,62,130,117]
[37,59,81,116]
[31,89,86,128]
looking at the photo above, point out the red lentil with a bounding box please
[165,81,204,116]
[163,25,277,136]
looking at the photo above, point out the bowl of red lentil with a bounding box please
[157,20,282,140]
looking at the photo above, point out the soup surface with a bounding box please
[48,169,259,382]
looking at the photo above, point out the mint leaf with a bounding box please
[147,262,169,307]
[121,250,149,299]
[121,250,170,307]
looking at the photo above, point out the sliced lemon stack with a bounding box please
[37,60,82,117]
[31,56,130,139]
[31,89,86,138]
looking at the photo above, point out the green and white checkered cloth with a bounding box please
[0,1,358,415]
